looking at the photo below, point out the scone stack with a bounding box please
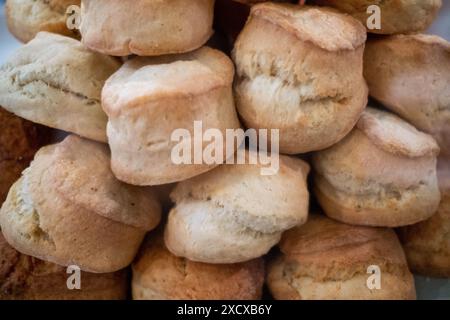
[0,0,449,300]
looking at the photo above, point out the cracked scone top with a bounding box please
[232,3,368,154]
[0,135,161,273]
[267,214,416,300]
[164,151,310,264]
[312,107,441,227]
[0,32,120,143]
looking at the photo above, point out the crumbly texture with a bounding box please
[232,3,368,154]
[312,107,441,227]
[132,233,264,300]
[102,47,241,186]
[80,0,214,56]
[364,34,450,157]
[0,32,120,143]
[312,0,442,34]
[0,135,161,273]
[267,214,416,300]
[164,152,310,263]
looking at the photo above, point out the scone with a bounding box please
[132,233,264,300]
[80,0,215,56]
[0,232,128,300]
[164,151,310,264]
[312,107,441,227]
[364,34,450,157]
[232,3,368,154]
[102,47,241,186]
[0,135,161,273]
[399,159,450,278]
[0,32,120,143]
[311,0,442,34]
[6,0,80,43]
[267,214,416,300]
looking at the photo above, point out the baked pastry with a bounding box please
[312,107,441,227]
[79,0,215,56]
[311,0,442,34]
[0,135,161,273]
[399,159,450,278]
[0,232,128,300]
[102,47,241,186]
[164,151,310,263]
[364,34,450,157]
[232,3,368,154]
[132,233,264,300]
[267,214,416,300]
[0,32,120,143]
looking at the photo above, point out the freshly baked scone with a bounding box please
[0,232,128,300]
[232,3,368,154]
[0,135,161,273]
[102,47,241,186]
[80,0,215,56]
[164,151,310,264]
[6,0,80,43]
[0,32,120,143]
[132,233,264,300]
[364,34,450,157]
[312,107,441,227]
[267,214,416,300]
[311,0,442,34]
[399,159,450,278]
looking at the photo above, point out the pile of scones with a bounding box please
[0,0,449,300]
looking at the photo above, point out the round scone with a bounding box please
[0,32,120,143]
[364,34,450,157]
[132,233,264,300]
[267,214,416,300]
[6,0,80,43]
[79,0,214,56]
[311,0,442,34]
[0,232,128,300]
[102,47,241,186]
[0,135,161,273]
[399,159,450,278]
[312,107,441,227]
[232,3,368,154]
[164,151,310,263]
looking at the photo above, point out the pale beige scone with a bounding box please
[6,0,80,43]
[0,32,120,143]
[164,151,310,264]
[311,0,441,34]
[79,0,215,56]
[399,159,450,278]
[312,107,441,227]
[132,233,264,300]
[232,3,368,154]
[267,214,416,300]
[102,47,241,186]
[0,135,161,273]
[364,34,450,157]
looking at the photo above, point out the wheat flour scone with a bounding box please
[102,47,241,186]
[267,214,416,300]
[0,135,161,273]
[132,233,264,300]
[232,3,368,154]
[364,34,450,157]
[0,232,128,300]
[164,151,310,263]
[79,0,215,56]
[312,107,441,227]
[399,159,450,278]
[0,32,120,143]
[311,0,441,34]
